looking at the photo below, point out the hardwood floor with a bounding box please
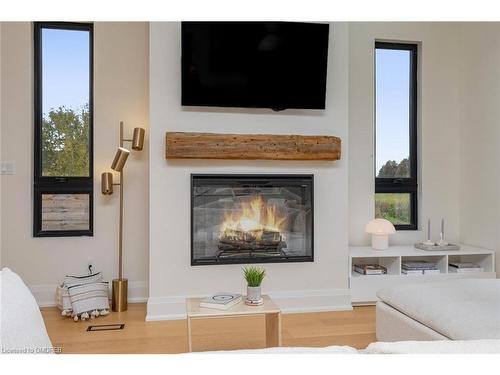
[41,304,376,354]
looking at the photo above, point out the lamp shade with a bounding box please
[111,147,130,172]
[365,219,396,234]
[101,172,114,195]
[132,127,145,151]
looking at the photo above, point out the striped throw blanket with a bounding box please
[67,282,110,315]
[64,272,104,288]
[57,272,110,315]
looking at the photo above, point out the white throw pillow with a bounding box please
[0,268,54,354]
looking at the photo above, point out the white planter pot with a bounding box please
[246,286,262,302]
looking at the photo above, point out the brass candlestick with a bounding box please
[101,121,145,312]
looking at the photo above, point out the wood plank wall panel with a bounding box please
[165,132,341,161]
[41,193,90,231]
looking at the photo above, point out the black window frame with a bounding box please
[375,41,418,231]
[33,22,94,237]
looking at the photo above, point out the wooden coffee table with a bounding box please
[185,295,282,352]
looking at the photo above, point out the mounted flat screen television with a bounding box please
[181,22,330,110]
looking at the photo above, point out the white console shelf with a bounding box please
[349,244,496,304]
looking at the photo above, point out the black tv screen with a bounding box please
[181,22,330,110]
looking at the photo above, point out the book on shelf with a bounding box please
[199,293,242,310]
[353,264,387,275]
[402,269,424,275]
[423,269,441,275]
[449,266,484,273]
[449,262,482,269]
[402,261,438,271]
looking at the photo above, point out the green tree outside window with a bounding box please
[41,105,89,177]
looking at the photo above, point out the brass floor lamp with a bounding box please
[101,121,145,312]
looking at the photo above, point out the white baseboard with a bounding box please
[146,288,352,321]
[29,281,149,307]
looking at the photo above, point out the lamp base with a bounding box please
[371,234,389,250]
[112,278,128,312]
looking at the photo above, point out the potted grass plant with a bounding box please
[243,266,266,305]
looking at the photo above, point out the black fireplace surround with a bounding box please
[191,174,314,266]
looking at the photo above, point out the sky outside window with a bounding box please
[375,48,410,177]
[41,27,90,177]
[42,28,89,116]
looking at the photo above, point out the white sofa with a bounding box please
[376,279,500,342]
[0,268,53,354]
[2,267,499,354]
[363,339,500,354]
[202,340,500,354]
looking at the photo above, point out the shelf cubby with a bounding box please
[448,254,494,273]
[351,256,400,277]
[349,245,496,304]
[401,255,447,274]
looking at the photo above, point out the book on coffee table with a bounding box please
[199,293,242,310]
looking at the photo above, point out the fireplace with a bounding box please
[191,174,313,265]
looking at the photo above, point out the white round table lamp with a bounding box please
[365,219,396,250]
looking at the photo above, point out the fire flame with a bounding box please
[220,195,286,238]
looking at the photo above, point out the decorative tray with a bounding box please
[414,243,460,251]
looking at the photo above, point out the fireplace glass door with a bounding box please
[191,174,313,265]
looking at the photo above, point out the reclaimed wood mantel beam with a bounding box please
[165,132,341,161]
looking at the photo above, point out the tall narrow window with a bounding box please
[375,42,418,230]
[34,22,93,237]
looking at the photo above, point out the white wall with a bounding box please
[349,23,462,246]
[0,23,3,265]
[148,22,350,320]
[2,21,498,313]
[458,23,500,273]
[0,22,150,305]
